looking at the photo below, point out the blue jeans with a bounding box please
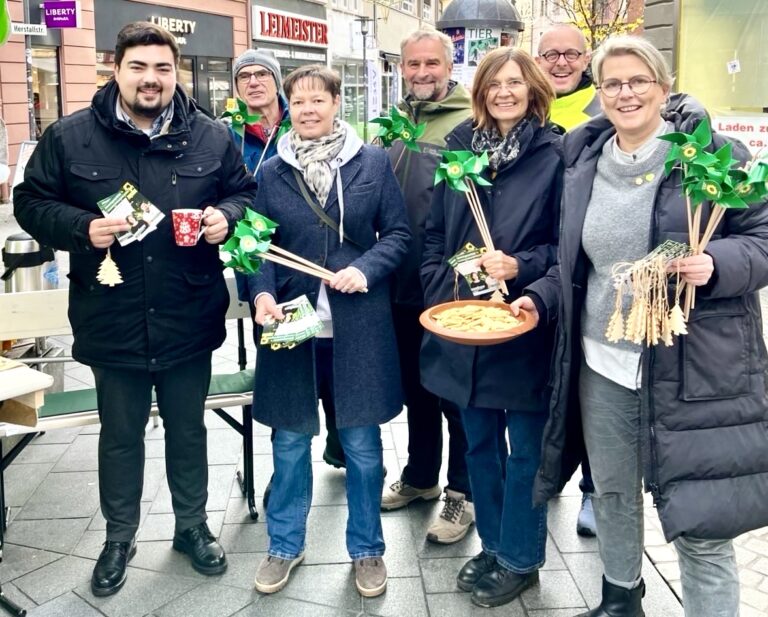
[461,406,548,573]
[579,362,739,617]
[266,339,385,560]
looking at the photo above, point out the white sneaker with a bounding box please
[427,489,475,544]
[381,480,442,511]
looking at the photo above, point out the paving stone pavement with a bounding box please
[1,219,766,616]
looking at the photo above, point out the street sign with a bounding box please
[11,22,47,36]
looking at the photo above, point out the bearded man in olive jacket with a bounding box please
[14,22,257,597]
[381,28,475,546]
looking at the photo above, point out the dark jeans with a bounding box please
[461,406,548,573]
[580,456,595,494]
[92,353,212,541]
[392,303,471,500]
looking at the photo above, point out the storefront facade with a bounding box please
[645,0,768,154]
[0,0,249,175]
[250,1,328,79]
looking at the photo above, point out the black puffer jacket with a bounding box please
[527,94,768,541]
[420,118,563,410]
[14,81,257,370]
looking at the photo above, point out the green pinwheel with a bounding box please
[658,116,719,177]
[276,117,292,140]
[0,0,10,47]
[221,98,261,139]
[434,150,492,193]
[220,208,278,274]
[371,106,426,151]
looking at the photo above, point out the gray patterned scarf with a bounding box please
[471,118,529,171]
[289,119,346,206]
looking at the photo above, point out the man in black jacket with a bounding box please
[14,22,257,597]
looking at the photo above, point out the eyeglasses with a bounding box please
[488,79,527,94]
[598,76,657,98]
[539,49,583,63]
[237,69,273,85]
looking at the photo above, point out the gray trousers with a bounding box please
[579,362,740,617]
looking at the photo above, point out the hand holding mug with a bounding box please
[202,206,229,244]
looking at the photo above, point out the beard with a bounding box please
[124,85,166,119]
[408,77,449,101]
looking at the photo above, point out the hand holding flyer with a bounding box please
[97,182,165,246]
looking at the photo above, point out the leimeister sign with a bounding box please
[252,6,328,49]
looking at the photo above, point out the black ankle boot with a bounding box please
[576,576,645,617]
[457,551,496,592]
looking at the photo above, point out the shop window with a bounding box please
[678,0,768,115]
[178,58,195,99]
[96,51,114,90]
[31,47,61,139]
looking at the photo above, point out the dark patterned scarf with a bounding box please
[471,118,530,171]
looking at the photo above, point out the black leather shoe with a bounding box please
[457,551,497,592]
[91,538,136,597]
[172,522,227,575]
[575,576,645,616]
[471,566,539,608]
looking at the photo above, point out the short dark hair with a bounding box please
[282,64,341,101]
[115,21,180,67]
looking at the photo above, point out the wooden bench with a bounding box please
[0,277,258,540]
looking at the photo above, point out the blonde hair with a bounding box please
[592,35,674,89]
[471,47,555,129]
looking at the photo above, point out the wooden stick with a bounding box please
[260,252,333,282]
[269,245,334,277]
[391,145,407,175]
[698,205,727,252]
[466,180,509,295]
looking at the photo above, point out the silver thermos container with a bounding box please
[2,232,58,293]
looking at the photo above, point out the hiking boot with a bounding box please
[354,557,387,597]
[254,553,304,594]
[577,493,597,537]
[381,480,442,511]
[426,490,475,544]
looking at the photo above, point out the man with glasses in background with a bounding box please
[537,24,601,132]
[535,24,599,538]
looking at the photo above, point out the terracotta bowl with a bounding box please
[419,299,537,346]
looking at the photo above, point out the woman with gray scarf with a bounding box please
[246,65,410,598]
[420,47,563,608]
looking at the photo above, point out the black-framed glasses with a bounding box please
[540,49,583,63]
[598,76,657,98]
[237,69,273,85]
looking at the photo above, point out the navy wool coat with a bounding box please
[249,141,411,434]
[420,118,563,411]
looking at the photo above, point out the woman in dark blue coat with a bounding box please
[247,65,410,599]
[420,47,563,608]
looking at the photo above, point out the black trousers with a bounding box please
[92,352,212,541]
[392,304,471,500]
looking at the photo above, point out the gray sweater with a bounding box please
[580,134,671,350]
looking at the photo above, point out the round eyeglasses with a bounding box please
[539,49,583,63]
[598,76,657,98]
